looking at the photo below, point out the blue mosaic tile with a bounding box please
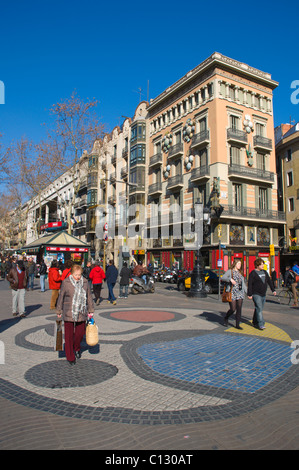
[137,334,293,393]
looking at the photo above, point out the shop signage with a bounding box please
[132,250,145,255]
[258,252,270,257]
[46,246,89,252]
[40,221,64,231]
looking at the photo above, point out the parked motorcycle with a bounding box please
[129,274,155,294]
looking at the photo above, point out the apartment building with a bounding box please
[86,101,148,264]
[275,122,299,262]
[146,52,284,276]
[26,154,88,245]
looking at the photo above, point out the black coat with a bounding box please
[119,266,131,285]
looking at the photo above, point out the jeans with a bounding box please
[119,284,128,297]
[40,275,46,292]
[107,282,116,302]
[252,294,266,328]
[28,273,35,289]
[12,289,25,315]
[93,283,102,301]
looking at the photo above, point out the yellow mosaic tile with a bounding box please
[225,322,292,344]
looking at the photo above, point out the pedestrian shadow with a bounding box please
[57,342,100,359]
[24,304,43,316]
[0,317,21,333]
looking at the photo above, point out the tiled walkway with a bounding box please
[0,280,299,449]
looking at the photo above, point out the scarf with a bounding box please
[69,275,87,321]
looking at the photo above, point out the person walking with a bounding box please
[48,260,63,310]
[27,257,36,290]
[119,262,131,298]
[56,264,94,364]
[39,258,47,292]
[247,258,276,330]
[83,261,93,291]
[222,259,247,330]
[89,260,106,305]
[284,266,298,307]
[271,268,277,289]
[7,260,28,318]
[61,259,73,281]
[106,260,118,305]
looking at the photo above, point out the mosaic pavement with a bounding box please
[0,307,298,425]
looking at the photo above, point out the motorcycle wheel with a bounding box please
[131,287,139,295]
[150,286,155,293]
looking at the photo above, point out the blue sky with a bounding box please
[0,0,298,149]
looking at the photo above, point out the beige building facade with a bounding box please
[275,123,299,263]
[146,52,284,276]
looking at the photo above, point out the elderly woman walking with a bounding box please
[56,264,94,365]
[222,259,247,330]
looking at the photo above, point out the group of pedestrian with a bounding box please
[5,255,49,318]
[222,257,277,331]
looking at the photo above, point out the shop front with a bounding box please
[22,231,90,269]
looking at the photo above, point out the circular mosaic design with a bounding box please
[24,360,118,389]
[137,333,293,393]
[110,310,175,322]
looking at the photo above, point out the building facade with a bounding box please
[12,52,286,276]
[146,52,284,276]
[275,122,299,264]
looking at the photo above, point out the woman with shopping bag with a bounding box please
[56,264,94,364]
[222,259,247,330]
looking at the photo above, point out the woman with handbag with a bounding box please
[222,259,247,330]
[56,264,94,365]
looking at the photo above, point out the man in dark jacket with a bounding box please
[7,260,28,317]
[247,258,276,330]
[106,260,118,305]
[39,258,47,292]
[119,262,131,298]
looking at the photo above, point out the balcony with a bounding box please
[166,174,184,191]
[228,164,274,183]
[110,172,116,183]
[149,152,163,168]
[293,218,299,229]
[168,142,184,160]
[111,154,117,165]
[148,181,162,196]
[227,128,248,145]
[190,165,210,183]
[253,135,272,151]
[74,195,87,208]
[129,183,145,194]
[122,148,128,160]
[121,165,128,179]
[190,130,210,148]
[221,205,286,222]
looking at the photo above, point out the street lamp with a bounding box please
[187,200,211,298]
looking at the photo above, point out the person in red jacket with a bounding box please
[61,259,74,281]
[48,260,62,310]
[89,261,106,305]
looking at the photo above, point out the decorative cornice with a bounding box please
[148,52,278,114]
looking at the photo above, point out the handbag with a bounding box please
[222,284,232,303]
[54,320,63,351]
[86,319,99,346]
